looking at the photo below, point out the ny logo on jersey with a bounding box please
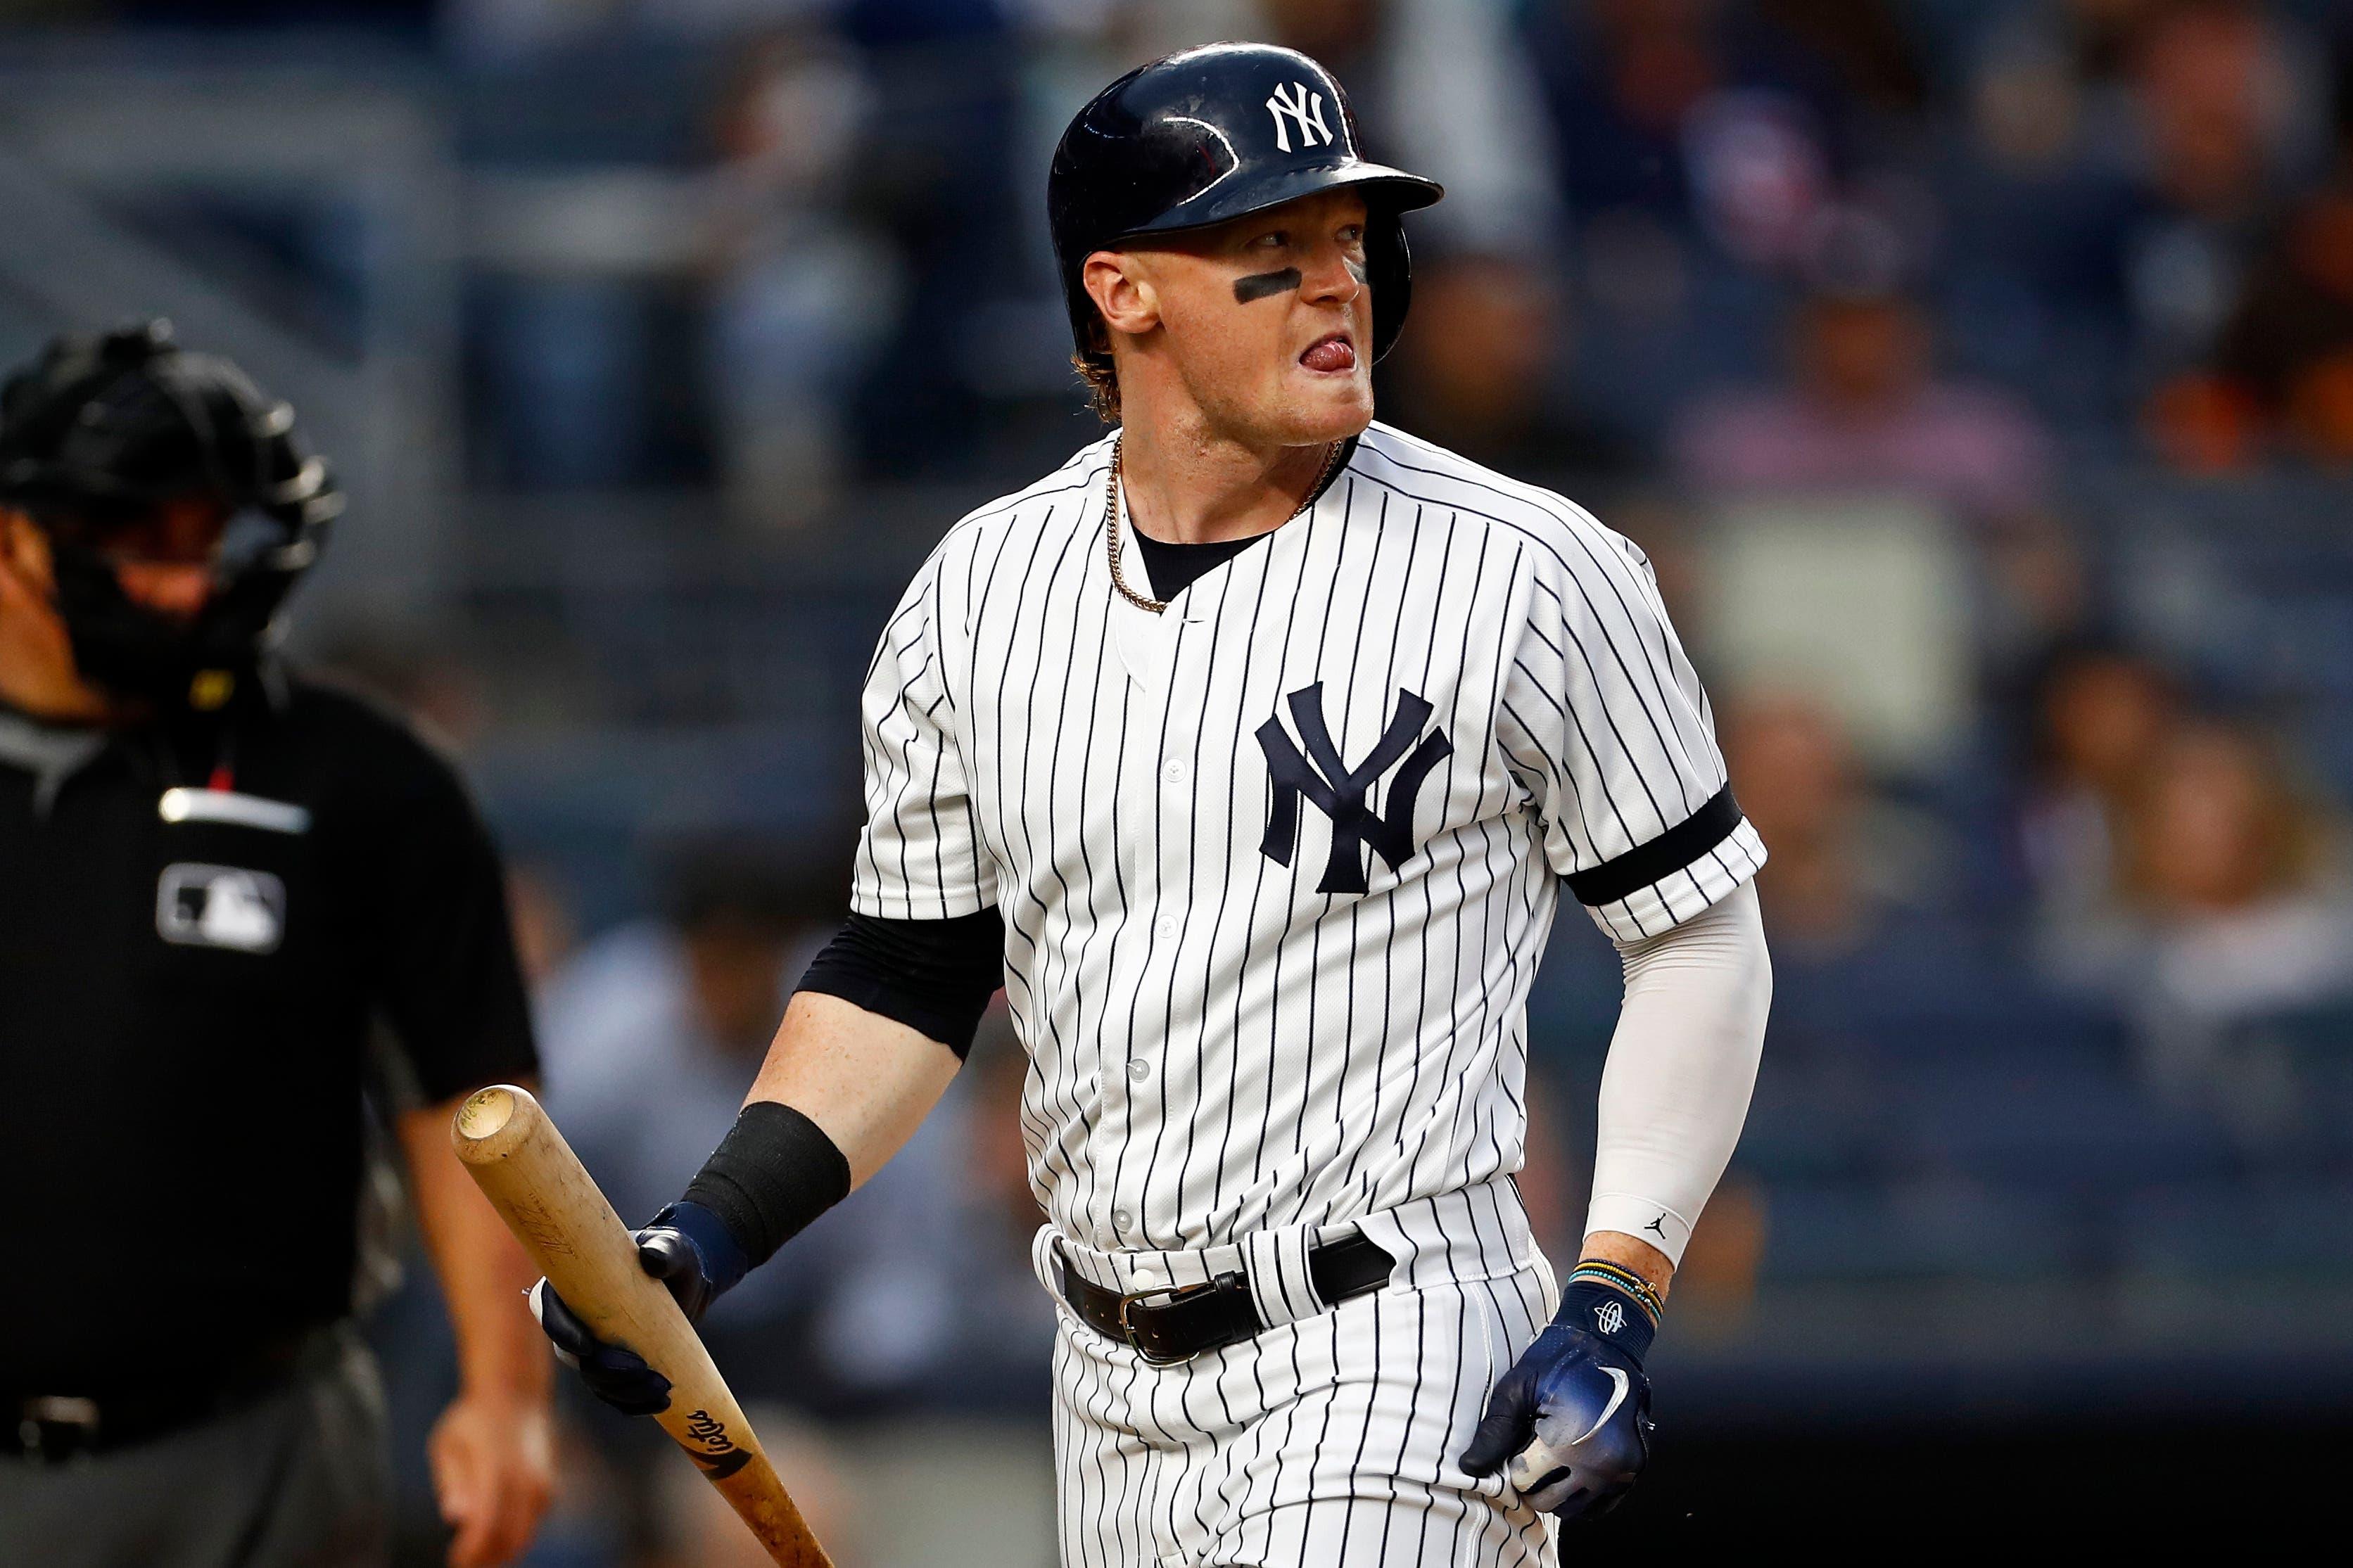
[1264,82,1334,153]
[1257,682,1452,895]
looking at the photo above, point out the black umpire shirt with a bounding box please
[0,670,538,1396]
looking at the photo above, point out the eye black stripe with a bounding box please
[1233,267,1302,302]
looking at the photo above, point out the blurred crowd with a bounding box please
[8,1,2353,1562]
[39,0,2353,495]
[427,0,2353,493]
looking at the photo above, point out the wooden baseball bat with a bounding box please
[450,1083,833,1567]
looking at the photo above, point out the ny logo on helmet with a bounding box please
[1265,82,1334,153]
[1257,682,1452,895]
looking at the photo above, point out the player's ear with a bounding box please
[1083,250,1160,341]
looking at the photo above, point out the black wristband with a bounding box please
[680,1101,852,1269]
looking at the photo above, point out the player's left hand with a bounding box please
[426,1389,556,1568]
[1460,1287,1655,1522]
[526,1199,750,1416]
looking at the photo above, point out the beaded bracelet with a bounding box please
[1564,1259,1666,1329]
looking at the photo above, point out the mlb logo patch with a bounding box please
[156,863,286,955]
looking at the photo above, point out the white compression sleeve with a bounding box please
[1582,879,1772,1268]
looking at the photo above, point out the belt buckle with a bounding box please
[1115,1280,1220,1366]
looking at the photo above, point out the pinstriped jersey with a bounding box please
[852,421,1765,1256]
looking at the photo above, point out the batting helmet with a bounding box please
[1049,42,1443,381]
[0,320,341,708]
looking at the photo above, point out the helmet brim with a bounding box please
[1108,161,1442,248]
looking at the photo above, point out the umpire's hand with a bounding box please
[1460,1282,1656,1522]
[528,1200,747,1415]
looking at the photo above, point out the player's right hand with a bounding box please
[527,1199,749,1416]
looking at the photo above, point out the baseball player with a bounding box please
[538,43,1772,1564]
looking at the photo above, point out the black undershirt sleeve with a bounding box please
[794,907,1006,1058]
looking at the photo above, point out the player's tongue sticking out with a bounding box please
[1301,334,1356,374]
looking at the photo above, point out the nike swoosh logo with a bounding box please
[1566,1367,1630,1446]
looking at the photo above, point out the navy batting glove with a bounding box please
[530,1277,672,1415]
[1460,1282,1656,1522]
[527,1199,751,1417]
[635,1199,751,1325]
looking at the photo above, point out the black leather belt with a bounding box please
[1055,1230,1396,1365]
[10,1327,324,1463]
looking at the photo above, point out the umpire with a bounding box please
[0,323,553,1568]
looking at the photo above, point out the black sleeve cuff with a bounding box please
[1563,784,1744,907]
[794,907,1006,1058]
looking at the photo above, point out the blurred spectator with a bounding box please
[1256,0,1564,255]
[1955,0,2210,172]
[2046,717,2353,1109]
[1515,0,1875,433]
[836,1,1029,478]
[1944,7,2146,423]
[1524,0,1917,232]
[2015,0,2174,91]
[2120,1,2330,423]
[705,29,902,527]
[1720,689,1945,956]
[1672,213,2055,528]
[1950,0,2330,438]
[540,837,821,1223]
[2195,82,2353,467]
[937,1010,1070,1410]
[1378,250,1636,476]
[2016,642,2183,924]
[536,839,975,1413]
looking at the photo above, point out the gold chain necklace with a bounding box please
[1103,435,1343,616]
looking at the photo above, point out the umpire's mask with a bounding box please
[0,320,342,710]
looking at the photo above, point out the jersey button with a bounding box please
[1112,1210,1134,1232]
[1153,912,1179,941]
[1128,1059,1149,1081]
[1161,759,1188,787]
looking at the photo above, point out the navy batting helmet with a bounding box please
[0,320,341,708]
[1049,42,1443,382]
